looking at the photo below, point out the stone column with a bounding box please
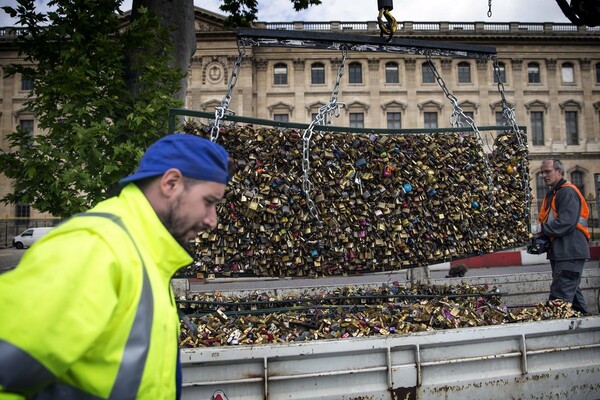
[580,58,596,145]
[545,58,560,146]
[404,58,417,128]
[293,58,306,122]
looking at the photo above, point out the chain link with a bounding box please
[426,53,495,207]
[210,40,246,142]
[302,46,349,223]
[492,56,532,219]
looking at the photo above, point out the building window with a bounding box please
[274,63,288,85]
[21,76,33,91]
[16,203,30,225]
[348,62,362,84]
[596,62,600,84]
[457,62,471,83]
[349,112,364,128]
[495,111,504,126]
[424,112,438,128]
[387,112,401,129]
[385,62,399,84]
[19,119,34,136]
[561,62,574,83]
[493,62,506,84]
[528,62,541,83]
[273,114,289,122]
[494,111,505,134]
[535,173,547,211]
[530,111,544,146]
[458,111,474,126]
[422,62,435,84]
[571,171,585,195]
[565,111,578,145]
[311,62,325,84]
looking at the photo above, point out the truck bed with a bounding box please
[181,316,600,399]
[180,268,600,399]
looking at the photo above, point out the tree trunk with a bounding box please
[128,0,196,102]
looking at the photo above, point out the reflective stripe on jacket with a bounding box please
[0,184,193,399]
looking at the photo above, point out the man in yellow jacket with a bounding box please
[0,134,231,399]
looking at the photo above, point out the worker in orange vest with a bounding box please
[538,158,590,314]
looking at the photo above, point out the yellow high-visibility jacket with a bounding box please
[0,184,193,399]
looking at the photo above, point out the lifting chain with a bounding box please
[426,53,495,208]
[488,0,492,17]
[377,0,398,42]
[210,40,246,142]
[492,56,532,220]
[302,46,349,223]
[493,57,521,143]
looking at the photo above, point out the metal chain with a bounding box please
[210,40,246,142]
[426,53,495,207]
[492,57,522,145]
[492,56,532,219]
[488,0,492,17]
[302,46,349,223]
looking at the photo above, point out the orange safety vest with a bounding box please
[539,182,590,241]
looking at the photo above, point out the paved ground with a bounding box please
[190,260,599,292]
[0,247,26,272]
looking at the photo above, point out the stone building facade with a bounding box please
[1,8,599,224]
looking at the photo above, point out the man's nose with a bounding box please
[204,206,218,230]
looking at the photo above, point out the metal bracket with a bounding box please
[236,27,496,60]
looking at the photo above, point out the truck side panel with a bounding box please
[181,317,600,400]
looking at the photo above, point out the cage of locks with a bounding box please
[180,117,531,278]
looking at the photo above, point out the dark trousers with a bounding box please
[549,259,588,313]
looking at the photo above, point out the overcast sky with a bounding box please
[1,0,572,26]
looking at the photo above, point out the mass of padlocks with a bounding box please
[178,283,581,348]
[182,121,531,277]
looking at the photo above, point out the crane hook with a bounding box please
[377,0,398,42]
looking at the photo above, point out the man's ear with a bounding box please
[159,168,185,197]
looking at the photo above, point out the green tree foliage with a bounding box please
[0,0,184,217]
[0,0,323,218]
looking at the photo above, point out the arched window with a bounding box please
[457,62,471,83]
[348,62,362,84]
[493,62,506,84]
[273,63,288,85]
[20,74,34,91]
[385,62,399,84]
[561,62,574,83]
[311,62,325,84]
[422,62,435,84]
[528,62,541,83]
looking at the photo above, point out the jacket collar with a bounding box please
[551,178,567,193]
[115,184,193,278]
